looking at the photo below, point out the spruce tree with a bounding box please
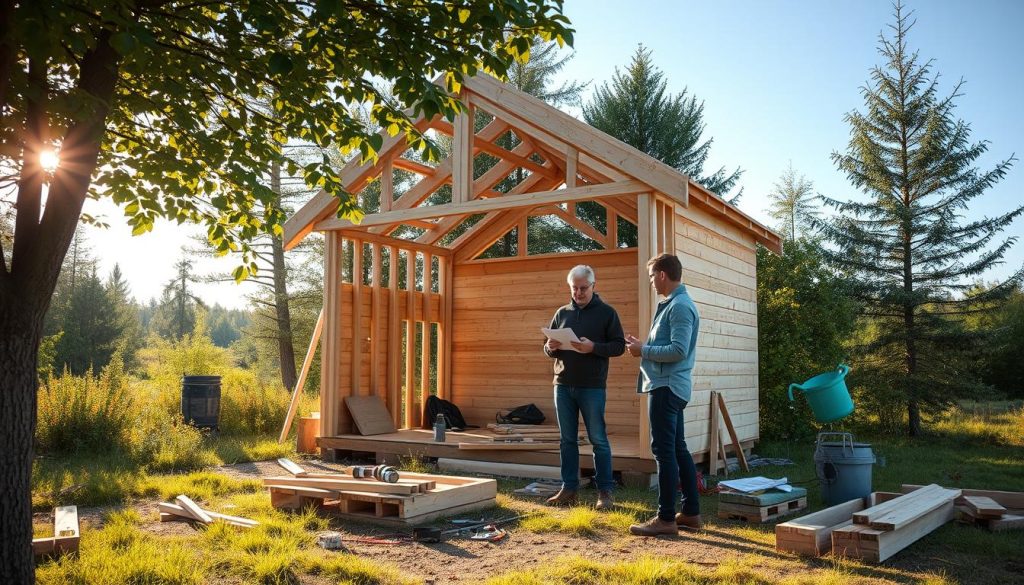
[820,2,1024,436]
[767,163,819,243]
[583,45,743,202]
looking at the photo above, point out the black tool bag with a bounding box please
[496,403,546,425]
[425,395,472,431]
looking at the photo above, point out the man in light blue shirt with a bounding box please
[625,253,702,536]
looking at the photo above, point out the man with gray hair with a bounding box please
[542,264,625,510]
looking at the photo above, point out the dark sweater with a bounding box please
[543,293,626,388]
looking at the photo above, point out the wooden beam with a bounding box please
[688,179,783,254]
[316,180,649,231]
[607,208,618,249]
[636,193,656,459]
[438,255,453,400]
[392,157,437,176]
[420,252,433,425]
[334,228,451,258]
[278,308,324,443]
[603,196,639,225]
[717,392,749,472]
[453,207,534,263]
[464,77,689,203]
[473,139,560,180]
[381,160,393,212]
[708,391,722,476]
[370,243,382,398]
[547,206,606,248]
[387,246,401,427]
[452,96,473,204]
[517,218,528,256]
[565,145,578,188]
[321,232,342,438]
[283,113,434,249]
[351,239,363,396]
[404,250,417,429]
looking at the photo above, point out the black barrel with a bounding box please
[181,375,221,430]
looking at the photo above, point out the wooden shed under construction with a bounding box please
[282,74,782,474]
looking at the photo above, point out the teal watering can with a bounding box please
[788,364,854,423]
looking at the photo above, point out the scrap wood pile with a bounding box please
[265,459,497,525]
[32,505,80,557]
[159,494,259,529]
[776,483,1024,563]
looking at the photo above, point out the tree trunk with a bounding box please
[270,160,297,391]
[0,292,44,583]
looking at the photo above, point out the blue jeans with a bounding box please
[648,386,700,520]
[553,385,614,491]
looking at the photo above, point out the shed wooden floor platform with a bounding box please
[319,430,754,475]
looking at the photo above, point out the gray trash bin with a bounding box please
[814,432,875,506]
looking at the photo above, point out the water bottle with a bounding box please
[433,414,446,442]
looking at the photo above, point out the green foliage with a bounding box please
[766,162,819,242]
[36,355,135,454]
[583,45,743,200]
[149,257,204,340]
[819,3,1023,435]
[218,369,290,436]
[756,239,857,440]
[140,313,232,383]
[967,284,1024,398]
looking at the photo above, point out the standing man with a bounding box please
[626,254,702,536]
[543,265,625,510]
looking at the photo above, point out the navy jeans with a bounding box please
[553,385,614,491]
[648,386,700,521]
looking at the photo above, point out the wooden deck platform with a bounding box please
[319,429,754,475]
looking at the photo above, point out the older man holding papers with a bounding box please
[542,264,625,510]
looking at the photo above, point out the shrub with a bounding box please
[219,370,290,436]
[36,354,135,454]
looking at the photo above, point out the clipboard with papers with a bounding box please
[542,327,582,352]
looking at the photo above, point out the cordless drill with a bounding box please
[348,464,400,483]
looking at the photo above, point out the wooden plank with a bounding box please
[853,484,944,526]
[708,390,721,476]
[452,96,473,204]
[405,250,417,428]
[333,229,450,258]
[388,246,401,426]
[370,243,383,397]
[321,232,342,438]
[52,505,80,553]
[277,458,307,476]
[636,193,655,459]
[175,495,213,524]
[963,496,1006,519]
[345,395,398,436]
[439,256,453,400]
[833,500,955,563]
[866,487,960,531]
[351,239,363,397]
[381,159,393,211]
[262,476,419,495]
[717,392,749,471]
[458,442,561,451]
[420,251,433,426]
[316,180,649,231]
[158,503,258,528]
[901,484,1024,509]
[988,514,1024,532]
[278,308,324,443]
[565,145,578,188]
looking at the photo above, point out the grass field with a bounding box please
[32,403,1024,584]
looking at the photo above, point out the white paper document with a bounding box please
[542,327,581,352]
[717,476,791,493]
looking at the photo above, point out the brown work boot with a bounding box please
[595,490,614,511]
[545,488,578,507]
[675,513,703,531]
[629,516,678,537]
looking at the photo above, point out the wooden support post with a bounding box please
[708,391,722,476]
[387,245,401,427]
[565,145,578,188]
[636,193,656,459]
[437,256,450,400]
[656,200,666,253]
[405,249,417,429]
[718,392,750,472]
[452,96,473,204]
[321,232,343,439]
[351,239,363,396]
[442,256,454,400]
[517,218,528,256]
[381,159,393,212]
[607,208,618,249]
[370,243,382,398]
[279,308,324,443]
[420,252,433,426]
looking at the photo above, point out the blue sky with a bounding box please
[84,0,1023,308]
[556,0,1023,278]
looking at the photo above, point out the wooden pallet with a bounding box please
[775,492,899,556]
[718,497,807,523]
[266,473,497,526]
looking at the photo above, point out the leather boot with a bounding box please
[595,490,614,511]
[545,488,578,506]
[675,513,703,531]
[629,516,678,536]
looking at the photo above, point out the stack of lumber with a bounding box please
[159,495,258,529]
[32,505,79,557]
[776,493,898,556]
[830,484,961,562]
[266,461,497,525]
[718,487,807,523]
[902,484,1024,532]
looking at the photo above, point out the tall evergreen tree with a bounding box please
[819,2,1024,436]
[52,268,120,374]
[151,256,204,340]
[583,45,743,204]
[105,264,142,368]
[767,163,819,243]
